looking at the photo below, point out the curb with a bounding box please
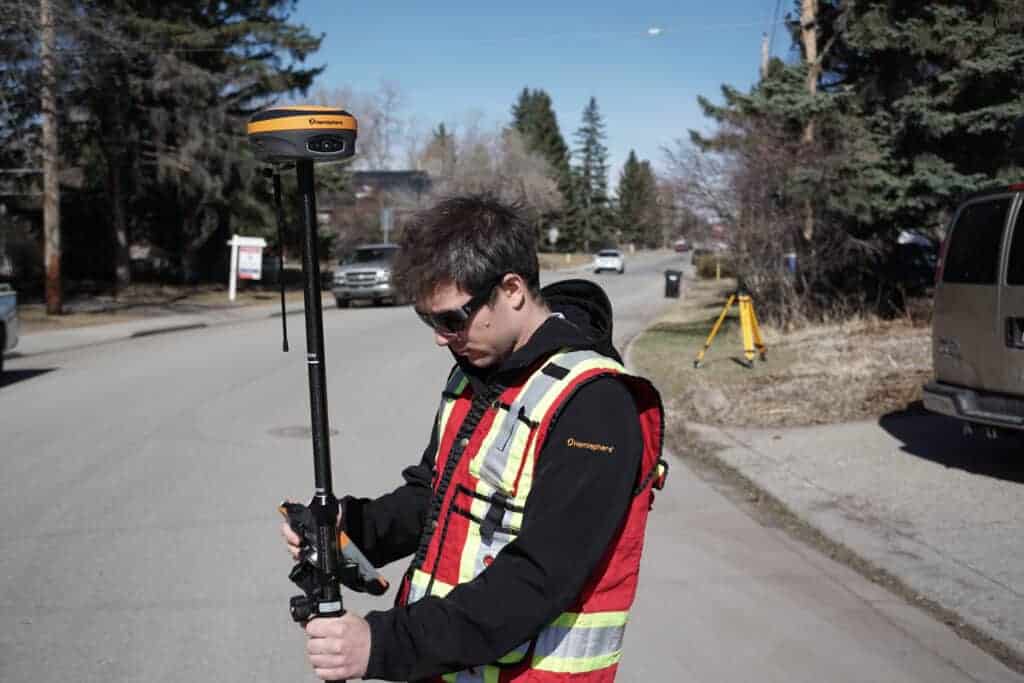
[10,303,307,360]
[130,323,208,338]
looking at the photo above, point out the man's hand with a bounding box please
[281,520,303,561]
[305,613,372,680]
[279,500,343,561]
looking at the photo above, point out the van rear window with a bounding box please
[943,198,1011,284]
[1007,206,1024,285]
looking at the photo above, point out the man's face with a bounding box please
[418,279,518,368]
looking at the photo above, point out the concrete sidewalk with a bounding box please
[691,415,1024,670]
[10,299,308,359]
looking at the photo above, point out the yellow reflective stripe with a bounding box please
[435,374,468,453]
[407,569,455,603]
[532,611,629,673]
[442,668,501,683]
[550,611,629,628]
[495,640,530,664]
[532,650,621,674]
[457,500,484,583]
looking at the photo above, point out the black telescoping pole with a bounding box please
[295,159,343,619]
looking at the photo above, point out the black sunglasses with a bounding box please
[415,275,506,336]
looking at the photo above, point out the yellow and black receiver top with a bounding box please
[247,105,357,163]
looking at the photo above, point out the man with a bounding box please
[282,194,665,681]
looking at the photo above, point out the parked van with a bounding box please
[922,183,1024,434]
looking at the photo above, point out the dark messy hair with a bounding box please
[394,194,541,303]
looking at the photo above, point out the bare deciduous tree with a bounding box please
[313,81,406,170]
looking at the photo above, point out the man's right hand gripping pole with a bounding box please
[279,501,390,602]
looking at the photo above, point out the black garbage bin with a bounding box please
[664,270,682,298]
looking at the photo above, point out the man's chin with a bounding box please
[455,349,493,367]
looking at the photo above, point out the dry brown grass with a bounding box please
[537,253,596,270]
[631,277,933,428]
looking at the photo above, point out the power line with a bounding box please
[42,18,790,55]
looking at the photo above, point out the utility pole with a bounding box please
[800,0,819,242]
[761,33,770,78]
[40,0,62,314]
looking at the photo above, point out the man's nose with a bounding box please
[434,331,450,347]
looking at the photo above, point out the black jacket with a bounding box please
[342,279,644,681]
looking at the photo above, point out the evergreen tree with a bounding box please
[817,1,1024,233]
[17,0,324,285]
[685,0,1024,320]
[569,96,613,250]
[511,88,571,190]
[616,150,661,248]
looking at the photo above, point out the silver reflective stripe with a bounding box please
[469,526,516,580]
[407,579,425,604]
[534,622,625,661]
[478,349,601,486]
[442,669,485,683]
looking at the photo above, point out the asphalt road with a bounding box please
[2,250,1020,682]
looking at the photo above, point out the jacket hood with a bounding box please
[541,279,620,362]
[455,278,621,388]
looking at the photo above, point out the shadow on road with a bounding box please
[879,402,1024,484]
[0,368,57,389]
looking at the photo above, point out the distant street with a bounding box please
[2,250,1020,682]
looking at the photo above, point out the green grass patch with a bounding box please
[631,290,801,412]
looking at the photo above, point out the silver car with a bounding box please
[922,183,1024,434]
[332,243,401,308]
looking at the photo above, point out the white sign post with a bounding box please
[227,234,268,301]
[380,206,393,244]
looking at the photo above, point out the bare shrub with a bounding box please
[663,117,885,327]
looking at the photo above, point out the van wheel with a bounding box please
[0,328,5,374]
[336,297,349,309]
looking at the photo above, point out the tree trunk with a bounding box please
[111,156,130,290]
[108,82,131,292]
[41,0,62,314]
[801,0,819,242]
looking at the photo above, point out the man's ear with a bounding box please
[500,274,528,310]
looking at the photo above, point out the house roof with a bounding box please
[351,170,431,198]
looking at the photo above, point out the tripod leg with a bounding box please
[739,295,755,368]
[749,301,767,361]
[694,295,735,368]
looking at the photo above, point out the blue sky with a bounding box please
[289,1,795,184]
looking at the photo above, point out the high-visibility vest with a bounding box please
[397,349,667,682]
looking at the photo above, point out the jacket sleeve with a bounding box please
[340,416,438,567]
[363,376,643,681]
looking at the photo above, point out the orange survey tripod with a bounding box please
[693,291,767,369]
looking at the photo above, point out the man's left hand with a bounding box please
[305,612,371,680]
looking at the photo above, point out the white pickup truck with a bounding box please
[0,284,18,374]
